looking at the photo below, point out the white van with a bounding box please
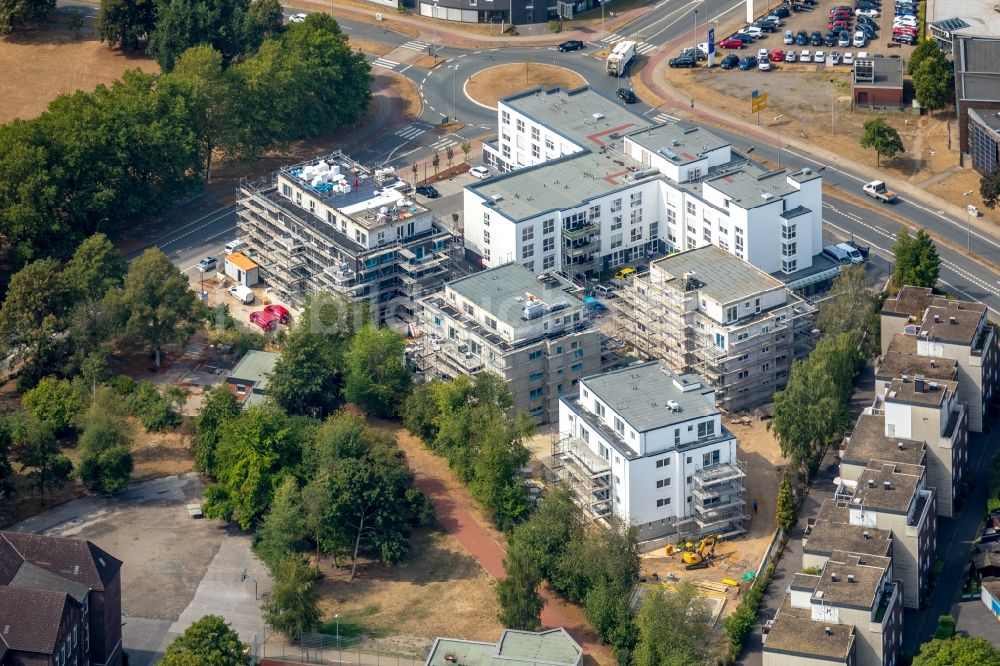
[225,239,246,254]
[852,31,866,47]
[228,284,255,304]
[836,242,865,264]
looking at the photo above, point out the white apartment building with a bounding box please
[469,86,827,284]
[415,264,602,424]
[553,361,746,542]
[619,246,818,412]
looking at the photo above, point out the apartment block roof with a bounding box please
[812,552,891,609]
[841,413,926,469]
[882,285,935,320]
[425,628,582,666]
[804,518,893,560]
[852,462,923,513]
[580,361,717,433]
[704,166,817,210]
[0,531,121,592]
[649,245,785,305]
[446,263,585,329]
[625,122,730,166]
[764,597,855,661]
[921,298,987,345]
[877,334,959,383]
[0,587,76,655]
[817,499,853,524]
[500,86,650,150]
[885,375,958,408]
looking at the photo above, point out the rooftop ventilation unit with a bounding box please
[761,192,774,200]
[883,481,892,490]
[522,302,545,320]
[666,400,680,411]
[593,112,605,120]
[863,531,870,540]
[824,627,832,636]
[848,574,855,583]
[831,573,838,582]
[868,479,875,488]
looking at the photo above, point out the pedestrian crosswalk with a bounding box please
[430,137,458,151]
[603,33,657,55]
[652,112,679,124]
[372,57,399,70]
[396,126,427,140]
[401,40,431,52]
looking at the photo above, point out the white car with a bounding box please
[469,166,491,180]
[759,58,771,71]
[856,8,879,17]
[853,31,867,47]
[739,26,763,39]
[856,51,868,59]
[830,51,841,64]
[758,47,769,60]
[894,17,918,25]
[289,13,307,23]
[785,50,797,62]
[784,30,794,44]
[814,50,825,63]
[799,49,811,63]
[842,52,854,65]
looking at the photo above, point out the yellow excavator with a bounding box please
[682,534,718,570]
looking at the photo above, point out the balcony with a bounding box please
[562,222,599,241]
[692,460,746,487]
[871,581,897,627]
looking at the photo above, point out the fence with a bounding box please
[251,630,431,666]
[754,527,784,582]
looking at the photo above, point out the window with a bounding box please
[674,428,680,445]
[656,457,671,468]
[522,243,534,259]
[531,126,540,141]
[697,421,716,438]
[726,306,738,323]
[715,333,725,349]
[524,261,534,272]
[656,478,671,488]
[614,416,624,435]
[522,226,534,242]
[737,370,749,379]
[631,227,643,242]
[543,237,555,252]
[545,138,554,151]
[782,241,797,257]
[571,362,583,372]
[529,388,544,399]
[483,230,490,244]
[610,233,623,249]
[530,405,545,417]
[529,372,544,381]
[735,235,744,251]
[574,349,585,359]
[611,215,623,231]
[589,204,601,220]
[781,259,798,273]
[532,144,540,158]
[630,208,643,224]
[596,402,605,417]
[782,223,796,239]
[762,362,770,371]
[543,218,555,234]
[630,192,642,207]
[543,255,555,269]
[702,450,720,467]
[687,201,697,215]
[502,110,510,124]
[611,198,622,212]
[529,349,544,360]
[657,498,671,507]
[281,183,291,198]
[580,427,590,443]
[703,226,712,243]
[516,118,525,132]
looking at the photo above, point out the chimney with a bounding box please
[831,572,838,582]
[825,627,832,636]
[930,359,936,368]
[949,316,957,324]
[897,442,904,451]
[914,376,925,393]
[863,531,870,541]
[934,314,940,323]
[848,574,855,583]
[868,478,875,488]
[883,480,892,490]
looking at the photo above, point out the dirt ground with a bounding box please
[316,528,502,648]
[0,29,159,123]
[347,36,395,57]
[467,63,587,109]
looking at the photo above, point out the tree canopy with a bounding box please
[633,584,712,666]
[0,0,55,34]
[860,117,905,167]
[343,322,411,417]
[262,556,321,640]
[893,228,941,290]
[162,614,251,666]
[912,635,1000,666]
[982,167,1000,210]
[97,0,157,51]
[122,248,199,367]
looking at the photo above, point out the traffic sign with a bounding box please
[751,93,768,113]
[707,28,715,54]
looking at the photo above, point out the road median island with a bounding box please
[466,63,587,109]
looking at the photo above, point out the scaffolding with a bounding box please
[550,436,613,521]
[616,267,818,413]
[685,458,748,537]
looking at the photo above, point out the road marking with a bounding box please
[653,112,678,123]
[396,126,427,139]
[399,64,413,73]
[635,42,658,54]
[431,138,458,150]
[401,40,430,52]
[372,57,399,70]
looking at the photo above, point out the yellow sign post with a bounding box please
[751,92,767,123]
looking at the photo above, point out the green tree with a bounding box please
[192,386,242,476]
[402,382,440,443]
[908,39,944,76]
[204,404,303,530]
[343,323,411,417]
[496,539,544,630]
[912,635,1000,666]
[893,228,941,290]
[775,469,796,532]
[981,167,1000,210]
[122,248,198,367]
[816,263,880,357]
[432,150,440,175]
[633,584,711,666]
[262,556,321,640]
[913,56,953,111]
[68,8,83,37]
[255,476,307,569]
[22,377,79,435]
[0,258,72,339]
[460,139,471,163]
[68,292,127,360]
[860,117,905,166]
[241,0,283,50]
[149,0,254,71]
[97,0,157,51]
[63,233,127,296]
[161,614,251,666]
[0,0,55,34]
[933,614,956,639]
[13,416,72,503]
[77,391,134,494]
[0,416,16,498]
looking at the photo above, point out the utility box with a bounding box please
[225,252,259,286]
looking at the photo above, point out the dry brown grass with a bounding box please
[381,71,423,120]
[467,63,587,109]
[0,29,159,123]
[347,36,395,57]
[412,54,443,69]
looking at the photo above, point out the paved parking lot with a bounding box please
[11,474,272,666]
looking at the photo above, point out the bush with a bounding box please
[109,375,137,397]
[126,381,182,432]
[549,19,561,33]
[22,377,79,435]
[934,615,956,639]
[406,488,436,527]
[211,326,267,357]
[802,566,822,575]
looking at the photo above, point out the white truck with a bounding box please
[607,40,637,76]
[863,180,896,203]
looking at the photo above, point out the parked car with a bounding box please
[784,29,794,44]
[415,185,439,198]
[720,37,747,49]
[785,50,798,62]
[856,8,879,17]
[198,256,218,272]
[558,40,585,52]
[616,88,638,104]
[770,48,785,61]
[288,13,307,23]
[738,55,759,70]
[771,6,790,17]
[810,30,824,45]
[858,16,879,29]
[759,58,772,71]
[814,49,826,62]
[892,33,917,45]
[758,47,769,60]
[828,20,850,32]
[682,47,708,60]
[469,166,491,179]
[228,284,254,304]
[838,30,851,46]
[263,304,290,324]
[830,51,841,64]
[731,32,755,43]
[738,26,763,39]
[799,49,812,62]
[669,56,697,68]
[795,30,809,45]
[249,311,279,331]
[720,53,741,69]
[853,30,867,47]
[842,52,855,64]
[824,31,838,46]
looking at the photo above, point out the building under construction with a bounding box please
[236,150,454,323]
[616,246,819,413]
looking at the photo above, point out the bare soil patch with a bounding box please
[467,63,587,109]
[0,29,159,123]
[347,37,395,57]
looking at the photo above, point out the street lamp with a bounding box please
[772,115,784,168]
[694,9,698,52]
[963,190,975,253]
[449,64,460,123]
[432,0,439,60]
[198,266,207,304]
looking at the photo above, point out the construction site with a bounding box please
[609,246,820,413]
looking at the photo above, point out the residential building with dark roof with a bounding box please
[226,350,279,408]
[617,246,818,412]
[0,531,122,666]
[555,361,746,541]
[880,286,997,432]
[803,511,893,572]
[852,58,905,110]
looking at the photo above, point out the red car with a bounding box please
[829,9,850,18]
[828,20,850,31]
[264,304,290,324]
[720,38,746,49]
[770,48,784,61]
[249,310,280,331]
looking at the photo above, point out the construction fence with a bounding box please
[251,630,431,666]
